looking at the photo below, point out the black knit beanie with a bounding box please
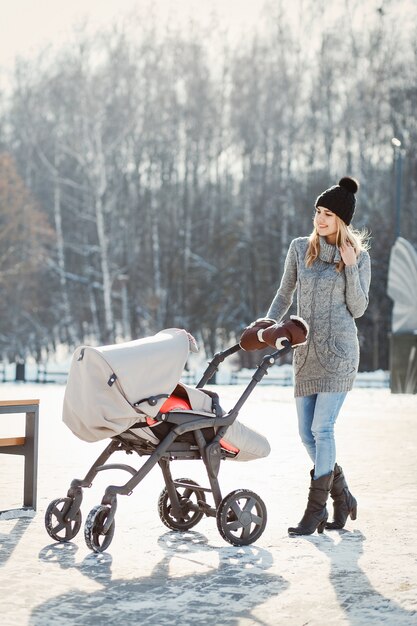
[315,176,359,225]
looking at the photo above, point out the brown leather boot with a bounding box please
[325,463,357,530]
[288,470,334,536]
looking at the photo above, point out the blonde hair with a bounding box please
[306,216,370,272]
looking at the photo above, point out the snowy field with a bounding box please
[0,382,416,625]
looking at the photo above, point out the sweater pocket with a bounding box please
[322,336,358,375]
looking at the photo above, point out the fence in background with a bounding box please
[0,363,390,388]
[0,363,68,384]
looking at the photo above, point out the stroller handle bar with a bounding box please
[196,341,292,391]
[227,341,292,416]
[196,343,242,388]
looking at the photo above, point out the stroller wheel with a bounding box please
[84,505,115,553]
[216,489,267,546]
[158,478,206,531]
[45,498,82,542]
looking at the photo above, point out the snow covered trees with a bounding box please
[1,3,416,369]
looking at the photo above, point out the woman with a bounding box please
[265,176,371,535]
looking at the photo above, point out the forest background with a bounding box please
[0,0,416,372]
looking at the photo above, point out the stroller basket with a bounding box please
[45,328,291,552]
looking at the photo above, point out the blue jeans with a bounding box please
[295,392,347,479]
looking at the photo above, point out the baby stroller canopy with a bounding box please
[63,328,198,442]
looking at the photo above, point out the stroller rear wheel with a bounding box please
[45,497,82,542]
[216,489,267,546]
[84,505,115,553]
[158,478,206,531]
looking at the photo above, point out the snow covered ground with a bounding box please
[0,382,416,625]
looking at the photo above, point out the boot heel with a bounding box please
[317,519,326,534]
[350,504,357,521]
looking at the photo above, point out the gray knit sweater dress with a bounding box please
[266,237,371,397]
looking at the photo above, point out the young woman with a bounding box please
[265,176,371,535]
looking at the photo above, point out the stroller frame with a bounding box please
[45,341,291,552]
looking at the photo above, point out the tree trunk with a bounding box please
[95,192,114,343]
[53,163,76,344]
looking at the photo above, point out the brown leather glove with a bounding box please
[262,316,309,349]
[239,317,276,351]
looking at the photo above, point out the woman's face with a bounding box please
[314,206,338,243]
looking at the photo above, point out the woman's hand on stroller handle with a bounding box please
[240,316,309,351]
[239,318,276,350]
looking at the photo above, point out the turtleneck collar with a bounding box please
[319,236,341,264]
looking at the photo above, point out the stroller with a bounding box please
[45,327,295,553]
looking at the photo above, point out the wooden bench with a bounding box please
[0,399,39,519]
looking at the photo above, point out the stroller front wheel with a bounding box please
[84,505,115,553]
[45,497,82,542]
[158,478,206,531]
[216,489,267,546]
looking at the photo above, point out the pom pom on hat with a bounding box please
[315,175,360,225]
[338,177,359,194]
